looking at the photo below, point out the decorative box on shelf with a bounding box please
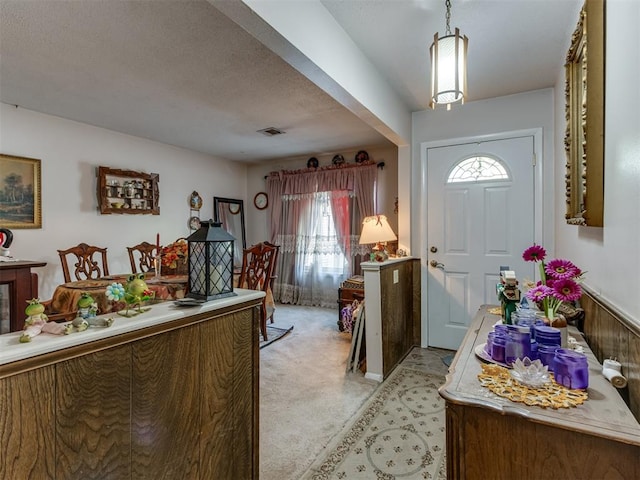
[97,166,159,215]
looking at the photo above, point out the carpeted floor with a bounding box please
[260,304,453,480]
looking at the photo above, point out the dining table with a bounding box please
[48,273,188,317]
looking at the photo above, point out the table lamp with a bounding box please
[359,215,397,261]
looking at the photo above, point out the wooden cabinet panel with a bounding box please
[200,307,256,479]
[0,297,260,480]
[56,345,131,479]
[0,366,56,479]
[379,259,420,378]
[132,326,201,479]
[448,403,639,479]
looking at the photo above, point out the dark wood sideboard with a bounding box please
[0,296,261,479]
[439,305,640,480]
[0,260,46,332]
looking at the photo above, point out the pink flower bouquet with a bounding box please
[522,244,584,320]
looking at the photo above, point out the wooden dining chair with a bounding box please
[263,241,280,325]
[127,241,159,273]
[57,243,110,283]
[237,242,279,340]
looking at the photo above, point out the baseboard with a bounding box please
[364,372,383,382]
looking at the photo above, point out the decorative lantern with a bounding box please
[186,220,236,301]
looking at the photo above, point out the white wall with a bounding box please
[554,0,640,323]
[0,104,247,300]
[245,146,398,246]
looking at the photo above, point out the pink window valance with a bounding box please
[268,162,377,196]
[265,162,378,244]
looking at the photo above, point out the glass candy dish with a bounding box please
[510,357,551,388]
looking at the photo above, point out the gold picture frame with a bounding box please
[0,154,42,229]
[564,0,605,227]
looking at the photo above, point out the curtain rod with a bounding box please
[264,161,384,180]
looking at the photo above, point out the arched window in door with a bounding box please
[447,155,510,183]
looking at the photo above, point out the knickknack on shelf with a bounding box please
[97,166,159,215]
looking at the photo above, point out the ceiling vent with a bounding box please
[257,127,286,137]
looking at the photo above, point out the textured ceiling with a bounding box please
[0,0,582,164]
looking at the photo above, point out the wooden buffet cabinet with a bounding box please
[0,290,263,480]
[0,260,46,333]
[440,305,640,480]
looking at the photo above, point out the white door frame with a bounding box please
[419,128,545,348]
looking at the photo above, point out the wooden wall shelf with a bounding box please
[97,166,159,215]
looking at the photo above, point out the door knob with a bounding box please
[430,260,445,269]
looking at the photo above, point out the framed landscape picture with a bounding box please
[0,154,42,228]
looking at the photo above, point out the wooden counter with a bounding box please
[0,289,264,480]
[439,305,640,480]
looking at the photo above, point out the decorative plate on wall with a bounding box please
[307,157,319,169]
[189,216,201,230]
[254,192,268,210]
[332,154,345,165]
[355,150,369,163]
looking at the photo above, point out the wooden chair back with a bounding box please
[238,242,279,340]
[237,242,278,294]
[263,241,280,292]
[127,241,159,273]
[58,243,110,283]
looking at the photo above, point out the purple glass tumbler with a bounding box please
[504,326,531,366]
[552,348,589,389]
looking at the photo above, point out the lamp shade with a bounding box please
[359,215,397,245]
[186,220,237,301]
[430,27,468,109]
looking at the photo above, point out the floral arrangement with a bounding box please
[522,244,583,321]
[161,239,188,268]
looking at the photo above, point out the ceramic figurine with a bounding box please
[19,298,68,343]
[497,270,520,324]
[120,274,154,317]
[0,227,13,257]
[71,292,113,331]
[190,191,203,210]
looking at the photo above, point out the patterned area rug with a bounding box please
[301,366,447,480]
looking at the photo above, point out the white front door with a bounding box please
[425,134,537,350]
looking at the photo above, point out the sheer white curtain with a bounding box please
[288,191,351,306]
[266,163,377,307]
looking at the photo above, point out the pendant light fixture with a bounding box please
[430,0,468,110]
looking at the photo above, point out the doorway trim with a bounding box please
[418,128,544,347]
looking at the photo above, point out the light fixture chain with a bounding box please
[445,0,452,35]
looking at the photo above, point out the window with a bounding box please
[447,155,510,183]
[300,192,348,275]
